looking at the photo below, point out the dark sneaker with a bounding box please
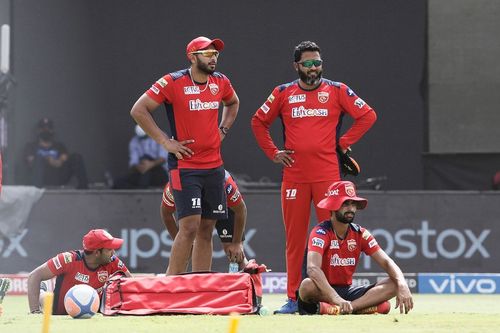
[274,298,298,314]
[0,278,11,303]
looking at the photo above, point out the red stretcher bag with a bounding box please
[100,272,259,315]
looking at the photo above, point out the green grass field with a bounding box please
[2,294,500,333]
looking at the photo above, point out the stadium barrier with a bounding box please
[0,190,499,275]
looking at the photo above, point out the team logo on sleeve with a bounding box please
[317,92,329,103]
[62,252,73,264]
[230,191,241,202]
[97,270,109,283]
[226,184,233,195]
[312,237,325,249]
[347,88,356,97]
[354,98,366,108]
[209,83,219,95]
[150,85,160,95]
[260,103,270,114]
[52,256,62,270]
[118,260,124,268]
[267,94,275,103]
[368,239,378,248]
[362,230,372,240]
[157,78,168,87]
[347,239,357,252]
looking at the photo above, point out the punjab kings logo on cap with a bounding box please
[318,91,329,103]
[345,183,356,197]
[97,270,109,283]
[347,239,357,252]
[209,83,219,95]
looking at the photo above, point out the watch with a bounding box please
[219,126,229,135]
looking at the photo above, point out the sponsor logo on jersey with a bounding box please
[267,94,275,103]
[347,88,355,97]
[362,230,371,240]
[97,270,109,283]
[291,106,328,118]
[317,92,329,103]
[157,78,168,87]
[316,228,327,235]
[312,237,325,249]
[52,256,62,270]
[354,97,366,108]
[288,94,306,104]
[213,204,226,214]
[345,183,356,197]
[330,254,356,267]
[260,103,270,114]
[75,272,90,283]
[184,86,200,95]
[209,83,219,95]
[62,252,73,264]
[226,184,233,195]
[189,99,220,111]
[150,85,160,95]
[326,189,339,197]
[368,239,378,248]
[230,191,241,202]
[347,239,357,252]
[330,240,340,249]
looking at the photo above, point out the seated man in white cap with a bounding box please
[27,229,131,315]
[298,181,413,315]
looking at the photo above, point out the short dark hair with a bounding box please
[294,41,321,62]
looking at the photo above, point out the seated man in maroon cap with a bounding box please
[27,229,131,315]
[298,181,413,315]
[130,36,240,275]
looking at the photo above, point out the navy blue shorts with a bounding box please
[216,209,246,243]
[332,283,376,301]
[170,166,227,220]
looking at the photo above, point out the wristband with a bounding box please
[219,126,229,135]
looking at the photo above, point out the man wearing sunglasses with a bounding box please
[251,41,377,314]
[130,36,240,275]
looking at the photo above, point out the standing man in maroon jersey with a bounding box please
[131,36,239,275]
[251,41,376,313]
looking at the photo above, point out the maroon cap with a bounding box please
[186,36,224,58]
[317,181,367,211]
[82,229,123,251]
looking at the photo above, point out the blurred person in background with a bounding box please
[27,229,131,315]
[21,118,88,189]
[112,124,169,189]
[251,41,377,313]
[298,181,413,315]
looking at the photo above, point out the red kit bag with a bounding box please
[100,272,258,315]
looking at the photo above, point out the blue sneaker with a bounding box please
[274,298,298,314]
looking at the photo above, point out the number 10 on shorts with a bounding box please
[285,188,297,200]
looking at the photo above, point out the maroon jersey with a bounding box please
[46,250,128,315]
[308,221,380,286]
[162,169,242,210]
[252,79,375,183]
[145,69,235,170]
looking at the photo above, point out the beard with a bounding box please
[298,67,322,86]
[196,59,216,75]
[335,210,355,224]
